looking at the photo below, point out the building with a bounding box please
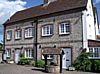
[3,0,100,69]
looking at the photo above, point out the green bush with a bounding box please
[35,60,45,68]
[72,49,92,71]
[72,49,100,73]
[18,57,31,65]
[91,60,100,72]
[18,54,31,65]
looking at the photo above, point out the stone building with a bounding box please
[3,0,100,69]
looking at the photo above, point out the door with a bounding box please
[15,49,21,64]
[62,48,71,69]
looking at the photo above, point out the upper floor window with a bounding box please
[24,48,33,58]
[25,27,33,38]
[15,29,21,40]
[42,24,53,36]
[6,30,12,41]
[59,22,70,35]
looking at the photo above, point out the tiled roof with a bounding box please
[4,0,87,25]
[42,48,61,55]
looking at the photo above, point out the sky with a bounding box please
[0,0,100,43]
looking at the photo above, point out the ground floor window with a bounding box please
[42,55,54,59]
[6,49,11,58]
[89,47,100,59]
[24,48,33,58]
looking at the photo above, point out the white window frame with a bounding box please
[89,47,100,59]
[59,22,70,35]
[15,29,21,39]
[42,25,53,36]
[6,49,11,58]
[25,27,33,38]
[25,48,33,58]
[6,30,12,40]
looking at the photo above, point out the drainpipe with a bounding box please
[81,12,84,50]
[2,25,6,61]
[34,18,38,63]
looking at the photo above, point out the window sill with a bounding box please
[59,32,70,36]
[25,57,33,59]
[25,37,33,39]
[6,39,11,41]
[42,58,53,60]
[15,38,21,40]
[41,34,53,37]
[89,57,100,59]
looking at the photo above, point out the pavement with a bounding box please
[0,64,99,74]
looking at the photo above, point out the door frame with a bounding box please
[62,47,72,69]
[14,48,21,63]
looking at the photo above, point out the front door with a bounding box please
[15,49,21,64]
[62,48,71,69]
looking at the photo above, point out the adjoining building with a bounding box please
[3,0,100,69]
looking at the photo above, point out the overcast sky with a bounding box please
[0,0,100,42]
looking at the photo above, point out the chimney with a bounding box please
[44,0,57,4]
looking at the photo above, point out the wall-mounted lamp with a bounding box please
[21,46,23,49]
[39,45,41,48]
[53,18,55,22]
[62,50,65,55]
[53,45,56,48]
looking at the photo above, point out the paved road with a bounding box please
[0,64,99,74]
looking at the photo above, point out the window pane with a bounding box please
[65,24,70,32]
[89,48,93,57]
[6,49,11,58]
[15,30,21,39]
[94,48,99,57]
[61,24,64,33]
[25,48,33,58]
[42,25,53,36]
[25,28,33,38]
[59,22,70,34]
[7,31,12,40]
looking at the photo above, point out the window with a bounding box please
[6,30,12,40]
[89,48,100,59]
[42,55,53,59]
[25,48,33,58]
[25,27,33,38]
[15,29,21,39]
[42,25,53,36]
[89,48,93,57]
[6,49,11,58]
[59,22,70,35]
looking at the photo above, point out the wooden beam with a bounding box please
[44,55,47,72]
[60,54,62,73]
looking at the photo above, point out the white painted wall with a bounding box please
[86,0,96,40]
[82,10,88,49]
[82,0,96,50]
[94,10,99,36]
